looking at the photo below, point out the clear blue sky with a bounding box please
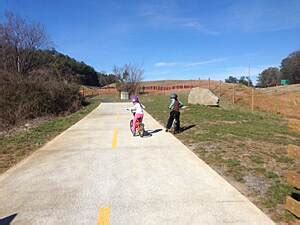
[1,0,299,82]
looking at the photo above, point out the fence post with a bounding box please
[251,88,254,112]
[278,93,281,114]
[208,78,211,90]
[219,80,222,97]
[275,89,279,113]
[232,84,235,104]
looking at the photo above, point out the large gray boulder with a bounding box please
[188,87,219,106]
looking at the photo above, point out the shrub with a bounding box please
[0,69,82,130]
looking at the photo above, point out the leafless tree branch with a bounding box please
[113,63,144,95]
[0,12,51,75]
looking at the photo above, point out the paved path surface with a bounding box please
[0,103,274,225]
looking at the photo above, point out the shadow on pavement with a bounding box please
[0,213,18,225]
[148,129,163,134]
[143,128,163,137]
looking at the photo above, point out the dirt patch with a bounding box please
[244,175,271,195]
[0,116,54,137]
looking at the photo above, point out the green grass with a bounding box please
[142,94,300,145]
[225,159,246,182]
[142,93,300,223]
[0,97,101,174]
[250,155,264,164]
[262,181,293,208]
[264,171,279,179]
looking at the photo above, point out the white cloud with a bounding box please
[154,57,228,68]
[140,1,300,35]
[223,0,300,33]
[186,58,228,67]
[154,62,178,67]
[182,21,219,35]
[184,21,202,28]
[223,65,273,76]
[138,2,219,35]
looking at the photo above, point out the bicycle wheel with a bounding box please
[130,119,134,134]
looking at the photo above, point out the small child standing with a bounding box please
[166,93,183,133]
[128,96,145,135]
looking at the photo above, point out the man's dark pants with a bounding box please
[166,110,180,132]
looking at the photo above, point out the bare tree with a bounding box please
[0,12,50,74]
[113,63,144,95]
[0,24,5,70]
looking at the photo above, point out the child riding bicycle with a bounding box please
[166,93,183,134]
[128,96,145,136]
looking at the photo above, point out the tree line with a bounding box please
[225,76,253,87]
[225,51,300,87]
[34,49,117,87]
[257,51,300,87]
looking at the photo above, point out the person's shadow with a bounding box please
[143,128,163,137]
[0,214,18,225]
[148,129,163,134]
[180,125,196,132]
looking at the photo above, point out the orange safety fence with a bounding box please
[80,82,300,120]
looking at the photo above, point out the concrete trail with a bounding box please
[0,103,274,225]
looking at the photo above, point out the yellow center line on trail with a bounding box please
[112,128,118,149]
[98,207,111,225]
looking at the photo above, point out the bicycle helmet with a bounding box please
[170,93,178,99]
[132,96,139,103]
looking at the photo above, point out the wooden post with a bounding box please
[285,144,300,218]
[277,93,281,115]
[232,84,235,104]
[288,145,300,159]
[288,119,300,133]
[251,88,254,112]
[208,78,211,90]
[274,89,278,113]
[219,80,221,97]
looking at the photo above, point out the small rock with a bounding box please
[24,123,31,130]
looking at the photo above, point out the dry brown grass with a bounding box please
[140,80,300,120]
[217,84,300,120]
